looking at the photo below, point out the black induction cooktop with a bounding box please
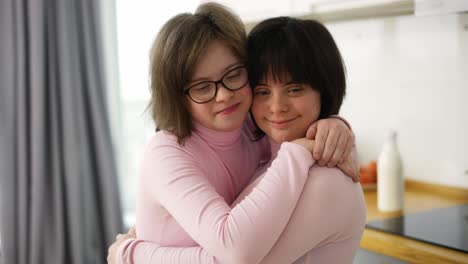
[365,204,468,253]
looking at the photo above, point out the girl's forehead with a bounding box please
[191,41,239,80]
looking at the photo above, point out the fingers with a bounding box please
[320,129,339,167]
[337,159,359,183]
[345,141,360,181]
[341,130,355,163]
[313,123,328,161]
[115,230,136,242]
[312,117,355,166]
[352,160,360,182]
[108,231,136,264]
[128,227,136,236]
[304,141,315,154]
[291,138,315,153]
[339,135,352,164]
[347,156,360,182]
[327,133,348,167]
[353,155,360,182]
[305,122,318,140]
[337,159,352,180]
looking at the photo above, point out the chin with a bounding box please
[270,134,291,144]
[218,119,245,131]
[270,130,304,143]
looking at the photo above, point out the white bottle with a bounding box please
[377,130,404,212]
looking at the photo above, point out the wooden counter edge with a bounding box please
[405,179,468,200]
[360,229,468,264]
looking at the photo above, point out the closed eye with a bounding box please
[254,88,270,96]
[225,72,241,80]
[256,91,269,96]
[288,87,303,94]
[195,85,211,91]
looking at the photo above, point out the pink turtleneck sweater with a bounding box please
[233,142,366,263]
[117,119,366,264]
[117,121,315,264]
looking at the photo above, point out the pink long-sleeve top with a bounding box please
[118,139,365,264]
[119,121,315,264]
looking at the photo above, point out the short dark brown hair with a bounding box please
[247,17,346,124]
[148,3,247,144]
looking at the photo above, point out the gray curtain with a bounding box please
[0,0,124,263]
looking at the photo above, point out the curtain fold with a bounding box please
[0,0,124,263]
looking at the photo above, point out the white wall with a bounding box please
[327,13,468,187]
[213,1,468,187]
[210,0,406,23]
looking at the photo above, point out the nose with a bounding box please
[269,93,289,113]
[215,83,234,102]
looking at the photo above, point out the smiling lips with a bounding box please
[267,117,297,128]
[217,103,241,115]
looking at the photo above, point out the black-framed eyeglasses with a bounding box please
[184,66,248,104]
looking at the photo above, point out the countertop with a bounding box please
[360,180,468,263]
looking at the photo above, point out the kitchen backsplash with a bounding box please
[327,12,468,188]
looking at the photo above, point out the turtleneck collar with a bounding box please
[192,121,242,150]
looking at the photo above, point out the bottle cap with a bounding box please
[386,130,397,141]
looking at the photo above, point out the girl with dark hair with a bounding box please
[246,16,366,263]
[108,4,362,264]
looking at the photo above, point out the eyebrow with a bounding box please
[190,62,242,85]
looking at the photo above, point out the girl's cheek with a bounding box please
[243,86,252,96]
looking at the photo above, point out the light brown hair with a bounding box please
[148,2,247,144]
